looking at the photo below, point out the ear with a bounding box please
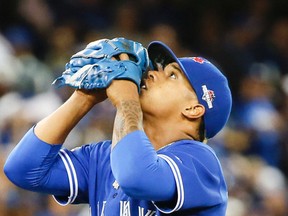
[182,104,205,119]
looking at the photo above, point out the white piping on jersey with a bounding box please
[153,154,184,213]
[157,142,174,151]
[52,149,78,205]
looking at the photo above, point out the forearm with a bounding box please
[112,99,143,148]
[35,90,97,144]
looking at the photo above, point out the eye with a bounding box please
[169,72,177,79]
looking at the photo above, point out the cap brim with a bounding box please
[147,41,185,73]
[147,41,195,96]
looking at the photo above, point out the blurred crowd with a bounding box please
[0,0,288,215]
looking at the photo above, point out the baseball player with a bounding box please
[4,39,232,215]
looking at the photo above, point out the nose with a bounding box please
[146,64,164,81]
[148,71,154,79]
[147,70,158,81]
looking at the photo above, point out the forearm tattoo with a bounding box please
[112,100,143,148]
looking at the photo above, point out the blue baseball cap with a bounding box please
[147,41,232,138]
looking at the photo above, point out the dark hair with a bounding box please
[198,118,206,142]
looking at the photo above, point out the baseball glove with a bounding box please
[52,37,149,90]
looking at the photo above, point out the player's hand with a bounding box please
[75,88,107,106]
[106,53,140,107]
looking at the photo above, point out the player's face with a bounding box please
[140,62,198,118]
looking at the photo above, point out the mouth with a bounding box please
[140,79,147,90]
[140,70,149,90]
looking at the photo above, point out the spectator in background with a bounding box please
[219,16,260,98]
[224,154,287,216]
[231,62,283,167]
[0,34,21,97]
[0,34,23,146]
[4,26,54,98]
[147,22,193,57]
[279,76,288,177]
[44,23,78,78]
[258,17,288,75]
[104,2,147,43]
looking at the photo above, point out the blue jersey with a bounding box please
[4,128,228,215]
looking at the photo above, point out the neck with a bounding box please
[143,116,195,150]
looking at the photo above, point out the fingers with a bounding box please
[112,53,129,61]
[119,53,129,60]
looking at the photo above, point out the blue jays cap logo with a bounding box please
[191,57,211,64]
[202,85,215,109]
[191,57,205,63]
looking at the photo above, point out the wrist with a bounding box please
[74,89,106,106]
[107,80,139,107]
